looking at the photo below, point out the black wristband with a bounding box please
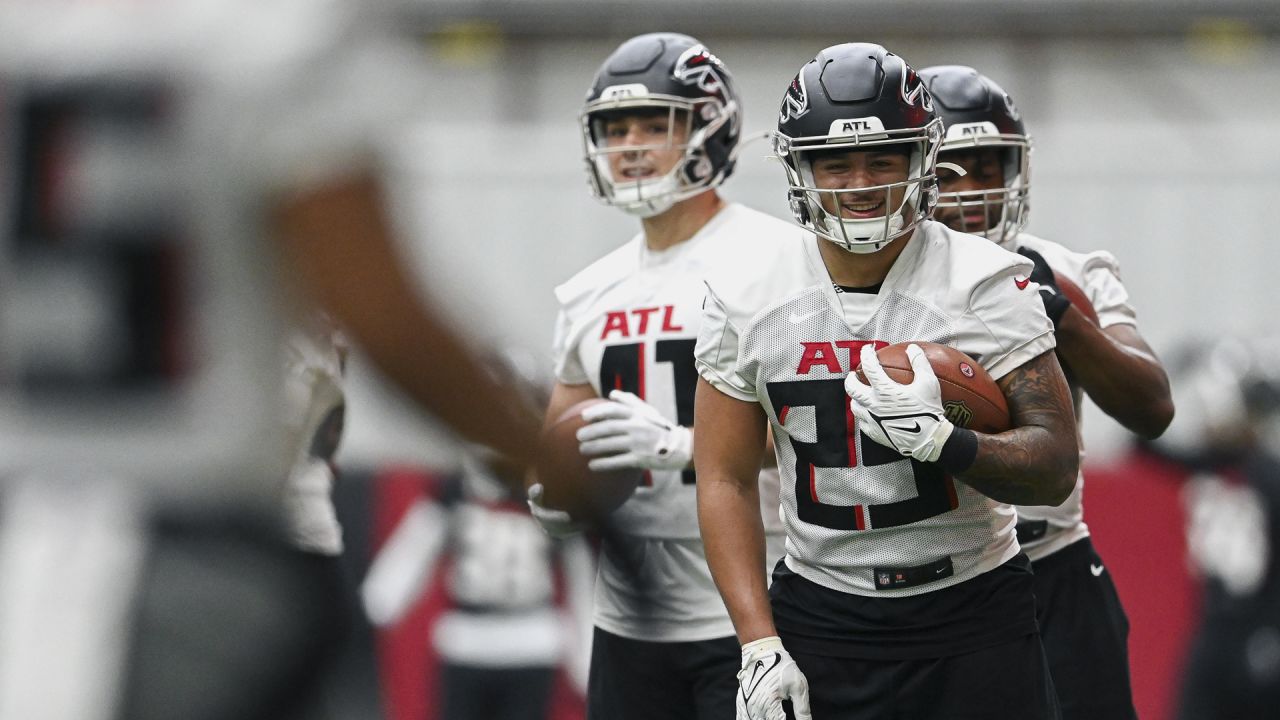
[938,426,978,474]
[1042,290,1071,329]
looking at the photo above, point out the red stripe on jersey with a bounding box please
[778,405,790,424]
[854,504,866,531]
[808,463,818,503]
[636,343,648,487]
[637,343,646,400]
[845,401,858,467]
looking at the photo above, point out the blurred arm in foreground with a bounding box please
[274,173,543,467]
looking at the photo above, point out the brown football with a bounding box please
[1053,271,1098,324]
[533,398,643,521]
[856,341,1011,434]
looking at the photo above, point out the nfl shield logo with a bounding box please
[943,400,973,428]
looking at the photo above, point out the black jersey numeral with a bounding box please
[766,379,958,531]
[599,339,697,484]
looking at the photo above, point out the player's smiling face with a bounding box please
[935,148,1006,233]
[600,109,690,185]
[809,148,911,221]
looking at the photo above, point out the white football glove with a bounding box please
[845,343,954,463]
[525,483,583,539]
[736,636,813,720]
[575,390,693,472]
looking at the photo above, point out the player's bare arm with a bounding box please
[693,378,777,644]
[274,172,543,467]
[762,426,778,469]
[958,350,1078,506]
[1054,315,1174,439]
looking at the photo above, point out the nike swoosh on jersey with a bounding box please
[1090,563,1105,576]
[788,309,824,324]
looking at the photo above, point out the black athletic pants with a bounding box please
[1033,537,1137,720]
[587,626,738,720]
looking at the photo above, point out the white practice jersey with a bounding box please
[1010,232,1138,561]
[553,202,789,640]
[696,220,1056,597]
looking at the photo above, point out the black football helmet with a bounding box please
[774,43,942,253]
[581,33,742,217]
[919,65,1031,248]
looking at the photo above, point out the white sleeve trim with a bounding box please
[984,330,1058,382]
[695,361,758,403]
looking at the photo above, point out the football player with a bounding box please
[920,64,1174,720]
[362,449,597,720]
[0,3,545,718]
[694,44,1080,720]
[1153,337,1280,720]
[361,351,595,720]
[525,32,792,720]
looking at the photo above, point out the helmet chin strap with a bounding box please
[818,182,921,253]
[824,212,905,254]
[621,196,676,218]
[606,164,681,218]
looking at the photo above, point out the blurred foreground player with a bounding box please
[0,3,542,720]
[694,44,1078,720]
[921,64,1173,720]
[526,32,791,719]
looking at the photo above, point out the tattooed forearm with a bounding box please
[955,351,1079,506]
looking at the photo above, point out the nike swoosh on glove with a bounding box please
[575,390,693,472]
[845,343,954,462]
[737,636,812,720]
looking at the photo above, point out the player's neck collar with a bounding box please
[834,281,883,294]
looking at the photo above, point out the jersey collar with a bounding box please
[804,223,929,336]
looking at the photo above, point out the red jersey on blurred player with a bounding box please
[694,44,1081,720]
[525,33,791,720]
[921,64,1174,720]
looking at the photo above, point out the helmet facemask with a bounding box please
[934,131,1031,249]
[581,93,737,218]
[775,117,943,254]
